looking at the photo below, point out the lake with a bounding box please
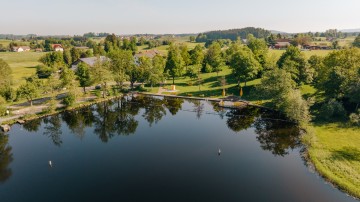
[0,95,357,201]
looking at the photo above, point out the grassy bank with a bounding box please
[304,124,360,198]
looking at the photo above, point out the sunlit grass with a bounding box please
[306,124,360,198]
[0,52,45,87]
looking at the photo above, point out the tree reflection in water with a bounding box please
[23,119,42,132]
[0,134,13,183]
[19,96,301,156]
[225,107,260,132]
[224,106,301,156]
[254,117,301,156]
[188,99,204,119]
[61,107,95,139]
[43,115,63,146]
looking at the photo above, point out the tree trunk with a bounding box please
[103,82,107,98]
[83,86,86,94]
[245,79,247,87]
[172,76,175,85]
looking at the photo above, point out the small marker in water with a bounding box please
[49,161,52,167]
[218,148,221,155]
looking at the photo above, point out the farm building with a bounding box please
[12,46,31,52]
[71,56,109,71]
[51,44,64,52]
[274,39,291,49]
[134,49,162,65]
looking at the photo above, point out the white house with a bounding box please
[51,44,64,52]
[12,46,31,52]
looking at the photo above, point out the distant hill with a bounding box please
[196,27,271,42]
[341,28,360,33]
[270,30,288,34]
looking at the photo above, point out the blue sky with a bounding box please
[1,0,359,35]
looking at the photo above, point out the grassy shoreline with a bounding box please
[303,124,360,199]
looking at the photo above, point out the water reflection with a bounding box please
[0,134,13,183]
[43,116,63,146]
[254,118,301,156]
[61,107,96,139]
[225,107,260,132]
[19,95,301,156]
[23,119,42,132]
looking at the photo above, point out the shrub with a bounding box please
[279,90,310,124]
[349,110,360,126]
[0,96,7,116]
[36,65,53,79]
[318,99,347,121]
[62,93,76,107]
[0,85,16,102]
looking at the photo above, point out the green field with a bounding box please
[269,49,333,61]
[0,52,45,87]
[305,124,360,198]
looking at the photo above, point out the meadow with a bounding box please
[0,52,45,87]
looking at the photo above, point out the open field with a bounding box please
[269,49,333,60]
[305,124,360,198]
[0,52,45,87]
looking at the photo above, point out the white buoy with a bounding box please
[218,148,221,155]
[49,161,52,167]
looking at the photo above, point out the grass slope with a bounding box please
[306,124,360,198]
[0,52,45,87]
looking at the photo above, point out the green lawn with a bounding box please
[269,49,333,61]
[305,124,360,198]
[0,52,45,87]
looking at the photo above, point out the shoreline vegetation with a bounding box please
[1,31,360,199]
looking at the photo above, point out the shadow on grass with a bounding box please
[25,66,38,69]
[331,147,360,161]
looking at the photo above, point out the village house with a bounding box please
[12,46,31,52]
[134,49,161,65]
[274,39,291,49]
[71,56,109,71]
[51,44,64,52]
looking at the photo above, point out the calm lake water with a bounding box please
[0,95,357,202]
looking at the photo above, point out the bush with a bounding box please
[62,93,76,106]
[318,99,347,121]
[0,96,7,116]
[0,85,16,102]
[44,98,57,113]
[36,65,53,79]
[279,90,310,124]
[349,110,360,126]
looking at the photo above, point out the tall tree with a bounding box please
[229,46,261,86]
[203,42,223,75]
[0,59,12,87]
[90,58,113,98]
[108,49,133,89]
[247,34,268,70]
[165,44,184,84]
[63,49,72,66]
[189,44,204,65]
[76,62,93,93]
[17,76,42,106]
[353,34,360,48]
[149,55,166,87]
[277,46,310,85]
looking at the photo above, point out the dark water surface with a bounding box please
[0,95,357,202]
